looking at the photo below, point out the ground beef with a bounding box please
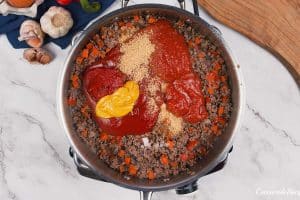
[67,13,232,180]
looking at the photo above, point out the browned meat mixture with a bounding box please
[67,14,232,180]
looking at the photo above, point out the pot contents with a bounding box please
[67,14,232,180]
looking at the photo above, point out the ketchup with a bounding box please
[147,20,192,82]
[166,73,208,123]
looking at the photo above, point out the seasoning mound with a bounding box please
[119,32,155,82]
[158,104,183,135]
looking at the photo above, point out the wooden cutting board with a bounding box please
[197,0,300,85]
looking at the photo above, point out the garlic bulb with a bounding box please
[40,6,73,39]
[18,20,44,48]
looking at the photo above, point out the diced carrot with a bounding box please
[129,164,137,175]
[211,50,219,56]
[71,75,79,89]
[91,47,100,57]
[206,71,217,83]
[186,140,198,151]
[180,153,188,162]
[218,106,224,116]
[86,42,94,49]
[166,140,174,150]
[198,52,206,59]
[125,157,131,165]
[67,97,76,106]
[188,40,194,47]
[133,15,140,22]
[188,127,194,132]
[99,132,108,141]
[80,105,89,117]
[76,56,84,65]
[222,96,228,103]
[118,150,125,158]
[220,75,227,82]
[147,169,155,180]
[148,16,156,24]
[213,62,222,71]
[81,49,89,58]
[160,154,169,165]
[211,125,219,134]
[208,87,214,95]
[194,36,202,45]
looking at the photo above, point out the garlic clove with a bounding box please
[23,48,53,65]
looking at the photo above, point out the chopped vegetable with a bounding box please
[125,157,131,165]
[118,150,125,158]
[211,125,219,134]
[218,106,224,116]
[186,140,198,151]
[80,105,89,117]
[76,56,84,64]
[67,97,76,106]
[194,36,201,45]
[147,170,155,180]
[166,140,174,149]
[80,0,101,13]
[160,154,169,165]
[198,52,206,59]
[148,16,156,24]
[99,132,108,141]
[134,15,140,22]
[128,164,137,175]
[180,153,188,162]
[81,49,89,58]
[71,74,80,88]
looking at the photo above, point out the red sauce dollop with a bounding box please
[166,73,208,123]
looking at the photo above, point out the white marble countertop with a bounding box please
[0,0,299,200]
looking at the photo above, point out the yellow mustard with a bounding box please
[95,81,139,118]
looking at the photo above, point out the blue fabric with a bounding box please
[0,0,115,49]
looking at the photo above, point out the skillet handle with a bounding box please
[140,191,153,200]
[121,0,199,16]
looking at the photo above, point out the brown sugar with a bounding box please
[158,104,183,135]
[119,32,155,82]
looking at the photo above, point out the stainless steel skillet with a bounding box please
[57,0,245,199]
